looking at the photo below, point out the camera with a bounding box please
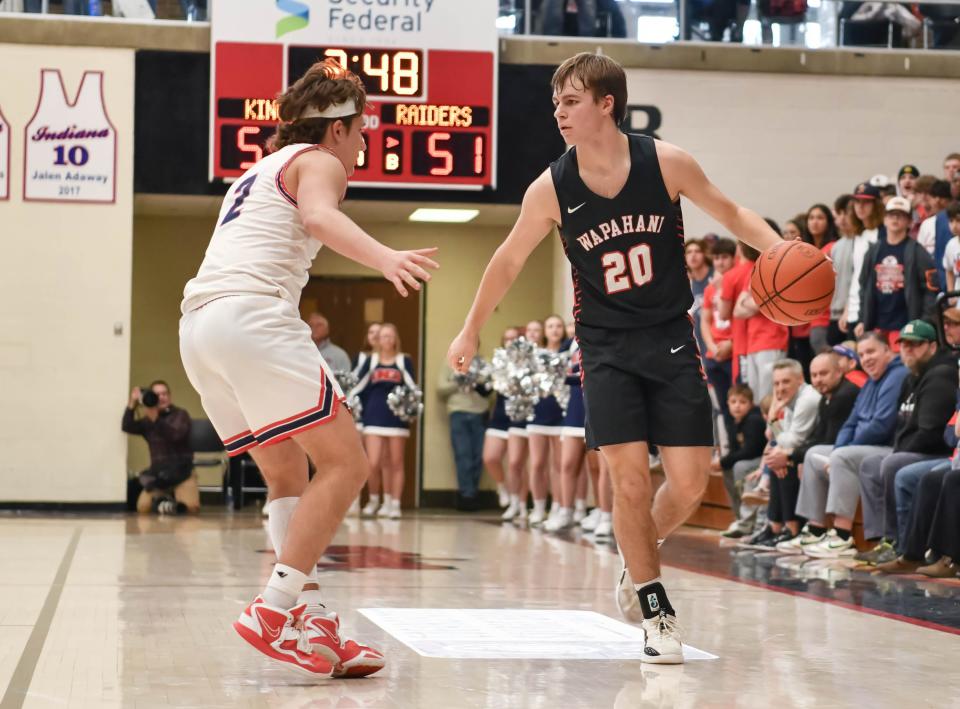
[140,387,160,407]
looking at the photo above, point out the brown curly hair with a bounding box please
[267,59,367,153]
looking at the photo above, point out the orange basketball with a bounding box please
[750,241,835,326]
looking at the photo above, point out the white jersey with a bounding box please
[182,143,327,313]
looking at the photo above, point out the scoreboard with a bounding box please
[210,1,498,189]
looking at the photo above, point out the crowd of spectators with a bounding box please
[2,0,205,20]
[697,151,960,579]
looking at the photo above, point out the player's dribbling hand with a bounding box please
[447,330,479,374]
[380,247,439,297]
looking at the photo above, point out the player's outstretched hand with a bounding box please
[447,329,479,374]
[381,247,439,297]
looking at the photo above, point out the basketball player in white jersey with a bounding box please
[447,53,783,663]
[180,60,438,678]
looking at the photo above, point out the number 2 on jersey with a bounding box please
[602,244,653,294]
[220,174,257,226]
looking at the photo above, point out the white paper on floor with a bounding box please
[359,608,718,661]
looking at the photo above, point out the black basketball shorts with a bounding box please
[577,316,714,449]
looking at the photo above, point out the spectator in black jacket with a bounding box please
[790,352,860,470]
[122,381,197,514]
[855,197,939,344]
[713,384,767,538]
[775,353,860,553]
[876,406,959,576]
[855,320,958,565]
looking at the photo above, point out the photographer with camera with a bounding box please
[122,380,198,514]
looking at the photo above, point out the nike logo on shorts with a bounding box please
[567,202,587,214]
[670,345,685,354]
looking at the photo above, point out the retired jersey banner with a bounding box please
[23,70,117,203]
[0,107,9,200]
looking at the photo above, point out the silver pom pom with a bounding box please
[387,385,424,423]
[490,337,540,422]
[453,356,492,393]
[534,349,571,415]
[333,370,363,422]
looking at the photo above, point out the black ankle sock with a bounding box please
[808,525,826,536]
[835,528,851,541]
[637,582,675,620]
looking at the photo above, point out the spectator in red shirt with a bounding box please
[701,237,738,434]
[721,235,790,402]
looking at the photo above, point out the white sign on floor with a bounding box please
[359,608,718,661]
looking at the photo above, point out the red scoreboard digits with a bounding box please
[211,42,497,189]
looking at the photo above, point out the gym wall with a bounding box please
[0,43,134,504]
[128,213,556,494]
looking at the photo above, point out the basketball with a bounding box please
[750,241,835,326]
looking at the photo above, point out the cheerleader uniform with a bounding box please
[351,353,416,437]
[561,341,585,439]
[526,340,571,437]
[485,392,511,441]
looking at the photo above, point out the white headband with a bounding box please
[298,100,359,120]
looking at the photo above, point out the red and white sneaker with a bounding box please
[300,608,386,678]
[233,596,335,679]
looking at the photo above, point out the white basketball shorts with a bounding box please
[179,294,344,456]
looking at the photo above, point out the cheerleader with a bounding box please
[352,323,415,519]
[502,320,543,523]
[544,338,587,532]
[351,322,382,516]
[482,326,521,509]
[354,321,382,370]
[526,315,567,526]
[355,322,382,515]
[582,450,614,539]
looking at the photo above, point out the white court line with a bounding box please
[359,608,718,661]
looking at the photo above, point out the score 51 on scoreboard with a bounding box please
[210,0,498,189]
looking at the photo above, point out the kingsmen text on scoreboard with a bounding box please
[210,0,498,189]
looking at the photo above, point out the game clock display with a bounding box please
[212,43,496,189]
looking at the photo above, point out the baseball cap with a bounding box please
[870,174,891,188]
[943,307,960,324]
[897,320,937,343]
[885,196,912,215]
[832,344,858,362]
[898,164,920,180]
[853,182,881,201]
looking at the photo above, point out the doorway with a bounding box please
[299,277,423,509]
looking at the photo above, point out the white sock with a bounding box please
[633,575,662,592]
[367,493,380,507]
[599,511,612,524]
[497,483,508,495]
[559,506,573,517]
[381,494,393,507]
[297,568,325,610]
[575,499,586,513]
[533,499,547,516]
[510,494,519,506]
[263,563,308,609]
[267,496,299,558]
[392,498,401,510]
[550,500,560,514]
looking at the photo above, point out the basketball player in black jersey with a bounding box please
[447,53,782,663]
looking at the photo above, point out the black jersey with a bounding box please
[550,134,691,329]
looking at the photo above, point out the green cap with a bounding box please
[897,320,937,343]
